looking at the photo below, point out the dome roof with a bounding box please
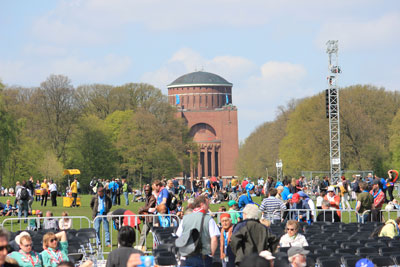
[168,71,232,88]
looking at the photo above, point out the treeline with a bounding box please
[0,75,195,189]
[238,84,400,178]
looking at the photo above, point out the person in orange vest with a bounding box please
[324,186,341,217]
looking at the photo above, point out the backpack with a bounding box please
[175,213,206,257]
[20,188,29,201]
[167,191,177,211]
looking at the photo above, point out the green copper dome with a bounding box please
[168,71,232,88]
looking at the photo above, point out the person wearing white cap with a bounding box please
[324,186,341,217]
[287,246,309,267]
[9,232,42,267]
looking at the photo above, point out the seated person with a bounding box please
[2,199,12,216]
[40,231,69,267]
[27,210,43,231]
[155,204,170,228]
[43,211,58,231]
[316,200,340,223]
[279,220,308,247]
[58,211,72,230]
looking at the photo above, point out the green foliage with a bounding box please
[239,84,400,178]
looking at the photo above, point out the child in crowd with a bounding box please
[228,200,241,224]
[176,200,184,219]
[156,204,171,228]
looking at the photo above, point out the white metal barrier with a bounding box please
[1,216,92,232]
[93,213,181,256]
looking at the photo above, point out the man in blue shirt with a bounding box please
[281,180,291,201]
[90,185,112,247]
[152,180,169,208]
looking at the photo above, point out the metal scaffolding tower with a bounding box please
[326,40,342,183]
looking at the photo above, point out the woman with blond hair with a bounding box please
[279,220,308,248]
[40,231,69,267]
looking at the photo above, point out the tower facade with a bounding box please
[168,71,239,178]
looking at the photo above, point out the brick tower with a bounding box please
[168,71,239,178]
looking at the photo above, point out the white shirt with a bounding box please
[279,233,308,247]
[49,183,57,192]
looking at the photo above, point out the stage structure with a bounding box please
[276,159,283,181]
[325,40,342,182]
[168,71,239,179]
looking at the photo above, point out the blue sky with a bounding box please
[1,0,399,141]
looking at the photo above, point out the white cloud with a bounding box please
[141,48,256,92]
[316,13,400,50]
[0,54,132,86]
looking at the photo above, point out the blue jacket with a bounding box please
[281,187,291,201]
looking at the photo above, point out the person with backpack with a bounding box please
[16,181,31,223]
[175,195,219,267]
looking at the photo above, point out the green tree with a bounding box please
[66,115,118,191]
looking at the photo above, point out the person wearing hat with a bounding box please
[297,191,315,221]
[289,193,310,222]
[228,200,241,224]
[370,179,385,222]
[238,183,256,210]
[287,246,309,267]
[220,213,235,267]
[9,232,42,267]
[324,186,341,217]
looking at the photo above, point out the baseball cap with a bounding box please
[327,186,335,192]
[228,200,237,207]
[287,193,293,200]
[246,183,255,192]
[297,191,307,198]
[292,193,300,202]
[287,247,310,258]
[355,259,374,267]
[15,231,30,246]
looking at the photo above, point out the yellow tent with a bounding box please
[63,169,81,175]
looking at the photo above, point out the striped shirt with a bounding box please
[260,196,287,221]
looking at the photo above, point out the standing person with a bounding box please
[49,180,58,207]
[90,186,112,247]
[14,182,22,208]
[137,185,156,250]
[41,179,49,207]
[35,180,41,202]
[339,176,352,210]
[115,178,122,206]
[386,170,398,202]
[152,180,169,206]
[166,180,175,194]
[106,226,143,267]
[122,179,130,206]
[27,177,35,213]
[175,195,219,267]
[370,179,385,222]
[230,204,278,266]
[324,186,341,217]
[355,182,373,223]
[108,178,117,206]
[320,176,330,193]
[220,213,235,267]
[17,181,31,223]
[40,231,69,267]
[259,188,286,224]
[9,233,42,267]
[70,178,78,208]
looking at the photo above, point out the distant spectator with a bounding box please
[91,185,112,247]
[324,186,340,217]
[260,188,286,224]
[49,180,58,207]
[316,200,340,222]
[227,201,241,225]
[16,181,31,222]
[279,220,308,248]
[58,212,72,230]
[41,179,48,207]
[370,179,385,222]
[106,226,143,267]
[137,185,156,250]
[70,178,78,208]
[43,211,59,231]
[2,200,13,216]
[356,182,373,223]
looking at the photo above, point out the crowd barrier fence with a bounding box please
[1,216,92,232]
[93,213,181,256]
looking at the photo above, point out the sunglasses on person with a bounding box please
[22,243,32,247]
[0,245,10,251]
[286,228,296,231]
[50,238,58,242]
